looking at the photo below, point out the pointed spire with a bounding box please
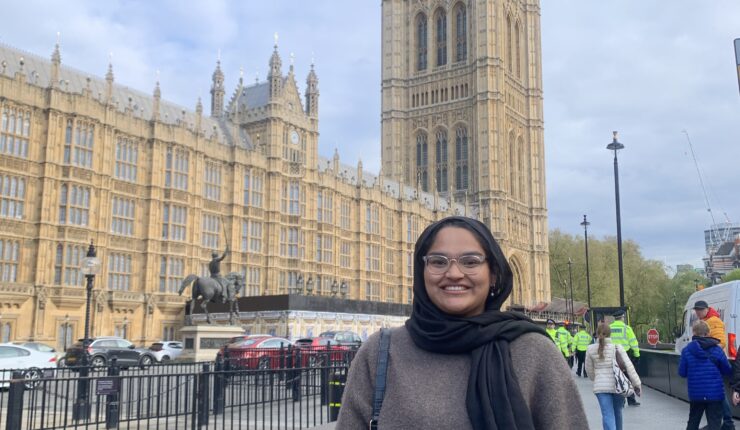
[50,33,61,89]
[333,148,340,173]
[289,52,295,75]
[195,97,203,132]
[152,73,161,121]
[210,57,225,117]
[105,53,114,102]
[305,61,319,117]
[357,159,364,187]
[196,97,203,115]
[268,35,283,99]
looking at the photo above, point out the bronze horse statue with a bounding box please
[178,271,244,324]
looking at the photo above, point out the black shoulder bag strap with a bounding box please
[369,328,391,430]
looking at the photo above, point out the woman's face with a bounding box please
[423,226,494,318]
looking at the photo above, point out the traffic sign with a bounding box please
[647,328,660,346]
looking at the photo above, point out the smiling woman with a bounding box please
[336,216,587,430]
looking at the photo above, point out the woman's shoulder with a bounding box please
[510,331,561,363]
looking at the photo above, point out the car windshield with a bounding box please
[231,339,258,347]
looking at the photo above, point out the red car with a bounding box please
[293,337,352,367]
[218,336,293,370]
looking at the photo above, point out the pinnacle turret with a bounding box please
[305,62,319,117]
[210,59,225,117]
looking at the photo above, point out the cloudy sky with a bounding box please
[1,1,738,269]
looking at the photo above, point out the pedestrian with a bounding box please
[546,318,557,342]
[575,323,593,377]
[556,321,571,361]
[610,310,641,406]
[679,320,732,430]
[693,300,735,430]
[586,322,642,430]
[336,216,588,429]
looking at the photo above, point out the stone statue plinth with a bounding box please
[179,325,244,362]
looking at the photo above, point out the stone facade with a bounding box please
[0,41,465,347]
[380,0,550,305]
[0,1,548,347]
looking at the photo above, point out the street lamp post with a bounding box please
[580,215,593,309]
[561,280,569,319]
[607,131,626,308]
[567,258,575,321]
[73,240,100,421]
[63,314,71,352]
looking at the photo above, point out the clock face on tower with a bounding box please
[290,130,300,145]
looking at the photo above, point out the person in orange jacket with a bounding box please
[693,300,726,350]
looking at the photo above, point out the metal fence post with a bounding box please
[197,364,211,428]
[213,354,224,415]
[320,364,329,405]
[105,357,121,429]
[5,371,25,430]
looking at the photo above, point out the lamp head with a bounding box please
[606,131,625,151]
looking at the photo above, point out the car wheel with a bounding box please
[57,358,67,368]
[91,356,106,368]
[161,355,170,363]
[23,368,42,389]
[139,355,153,369]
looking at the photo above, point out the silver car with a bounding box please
[148,341,184,362]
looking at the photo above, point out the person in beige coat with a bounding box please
[586,322,642,430]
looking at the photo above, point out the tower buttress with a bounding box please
[50,37,61,89]
[305,63,319,118]
[152,80,161,121]
[268,35,283,99]
[210,59,225,117]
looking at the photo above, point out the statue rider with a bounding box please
[208,245,231,303]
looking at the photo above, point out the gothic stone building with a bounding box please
[381,0,549,303]
[0,0,549,347]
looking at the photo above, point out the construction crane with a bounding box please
[682,130,733,254]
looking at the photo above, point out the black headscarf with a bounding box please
[405,216,547,430]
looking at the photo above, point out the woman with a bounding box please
[585,322,642,430]
[336,216,587,429]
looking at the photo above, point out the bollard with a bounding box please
[320,364,329,405]
[197,364,211,428]
[328,369,347,422]
[105,357,120,429]
[292,349,302,401]
[6,371,25,430]
[213,354,225,415]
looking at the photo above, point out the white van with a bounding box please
[676,280,740,358]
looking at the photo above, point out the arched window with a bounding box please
[506,15,513,73]
[454,3,467,62]
[435,9,447,66]
[515,21,521,78]
[417,14,428,71]
[435,129,448,192]
[455,126,469,189]
[416,132,429,192]
[509,132,517,197]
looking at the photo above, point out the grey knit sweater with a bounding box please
[336,326,588,430]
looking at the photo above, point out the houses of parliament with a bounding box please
[0,0,549,347]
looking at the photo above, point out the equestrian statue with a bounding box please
[178,245,245,325]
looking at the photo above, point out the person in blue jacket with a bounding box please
[679,320,732,430]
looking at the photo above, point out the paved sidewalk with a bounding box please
[572,369,711,429]
[314,369,721,429]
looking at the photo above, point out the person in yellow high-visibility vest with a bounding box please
[610,310,641,406]
[555,322,571,360]
[545,319,557,343]
[574,323,592,377]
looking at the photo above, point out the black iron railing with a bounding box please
[0,346,359,429]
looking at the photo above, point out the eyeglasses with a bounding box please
[422,254,487,275]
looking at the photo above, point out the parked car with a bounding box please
[317,331,363,346]
[0,343,57,388]
[293,337,352,367]
[148,341,184,362]
[12,341,66,366]
[218,336,293,369]
[64,337,156,370]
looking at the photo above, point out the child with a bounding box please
[679,320,732,430]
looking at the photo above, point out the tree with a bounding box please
[721,269,740,283]
[548,229,687,341]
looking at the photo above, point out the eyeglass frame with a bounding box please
[422,253,488,275]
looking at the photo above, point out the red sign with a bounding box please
[647,328,660,346]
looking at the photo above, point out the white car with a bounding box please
[148,341,184,362]
[0,343,57,388]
